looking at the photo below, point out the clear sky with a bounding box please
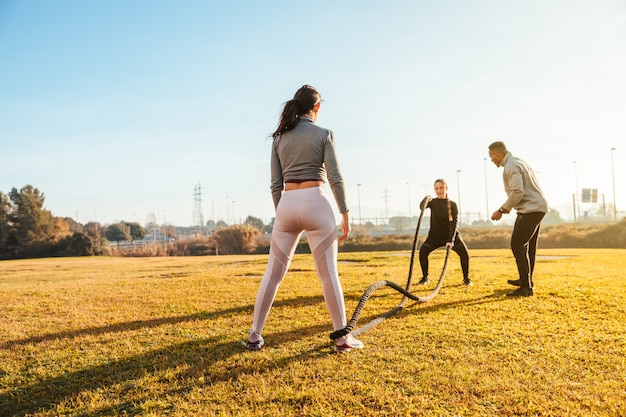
[1,1,625,227]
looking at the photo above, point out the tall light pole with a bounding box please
[406,182,412,218]
[573,161,579,222]
[357,183,362,225]
[232,200,236,224]
[456,170,462,223]
[483,158,489,221]
[611,147,617,222]
[226,195,229,224]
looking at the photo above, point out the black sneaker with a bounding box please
[507,287,534,297]
[507,279,522,286]
[418,276,430,285]
[463,277,473,286]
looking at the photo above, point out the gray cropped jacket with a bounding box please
[270,116,348,213]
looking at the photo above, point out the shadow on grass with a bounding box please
[1,314,209,350]
[0,296,328,416]
[345,290,507,336]
[0,294,327,350]
[1,291,507,416]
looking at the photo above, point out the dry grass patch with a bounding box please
[1,249,625,416]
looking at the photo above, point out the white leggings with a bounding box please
[251,186,347,334]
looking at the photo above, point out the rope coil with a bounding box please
[330,196,452,340]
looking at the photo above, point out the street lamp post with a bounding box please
[483,158,489,221]
[357,184,362,225]
[573,161,579,222]
[611,148,617,222]
[226,195,229,224]
[456,170,462,223]
[407,182,411,218]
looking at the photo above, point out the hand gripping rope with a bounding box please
[330,196,453,340]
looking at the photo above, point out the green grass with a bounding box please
[1,249,625,416]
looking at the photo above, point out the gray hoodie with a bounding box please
[499,152,548,214]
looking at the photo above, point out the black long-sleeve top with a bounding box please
[426,198,459,243]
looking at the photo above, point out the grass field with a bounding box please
[1,249,625,416]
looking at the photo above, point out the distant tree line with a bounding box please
[0,185,149,259]
[0,185,94,259]
[0,185,272,259]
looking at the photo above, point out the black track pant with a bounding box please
[419,235,470,279]
[511,211,545,289]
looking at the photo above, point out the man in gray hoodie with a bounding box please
[488,141,548,297]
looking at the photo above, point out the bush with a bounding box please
[340,234,413,252]
[210,224,261,255]
[54,232,97,256]
[173,237,215,256]
[459,227,511,249]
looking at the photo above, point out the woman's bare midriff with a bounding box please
[284,180,324,191]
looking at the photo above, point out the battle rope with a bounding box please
[330,196,452,340]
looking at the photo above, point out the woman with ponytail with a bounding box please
[418,179,472,286]
[247,85,363,353]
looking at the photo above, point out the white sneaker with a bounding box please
[247,331,264,351]
[335,333,364,353]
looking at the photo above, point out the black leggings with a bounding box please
[419,236,470,279]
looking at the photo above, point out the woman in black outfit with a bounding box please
[418,178,472,286]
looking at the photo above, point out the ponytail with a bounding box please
[272,85,321,138]
[272,99,299,138]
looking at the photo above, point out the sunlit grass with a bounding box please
[1,249,625,416]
